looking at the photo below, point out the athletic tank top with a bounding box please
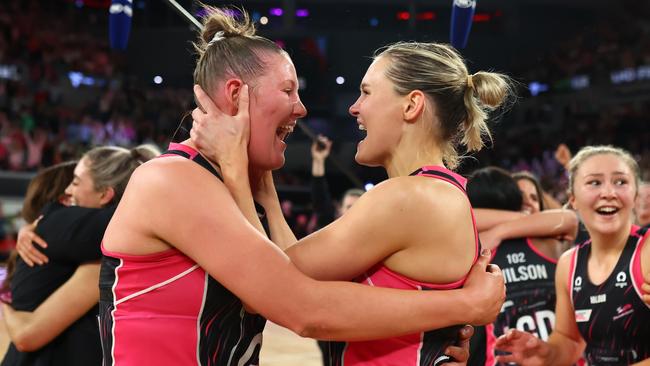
[99,143,266,366]
[569,225,650,365]
[484,237,557,365]
[326,165,480,366]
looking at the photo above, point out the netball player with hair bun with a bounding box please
[190,6,517,362]
[100,6,505,365]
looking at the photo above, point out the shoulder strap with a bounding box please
[161,148,222,181]
[410,167,465,192]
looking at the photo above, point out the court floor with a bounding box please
[260,321,322,366]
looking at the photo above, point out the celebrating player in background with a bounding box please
[495,145,650,366]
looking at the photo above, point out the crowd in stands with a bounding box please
[515,0,650,83]
[1,0,649,244]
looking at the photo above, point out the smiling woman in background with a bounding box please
[496,145,650,366]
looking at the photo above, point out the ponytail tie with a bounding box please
[208,31,225,46]
[130,149,144,165]
[466,74,475,91]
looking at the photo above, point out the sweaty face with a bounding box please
[64,157,104,208]
[517,178,541,214]
[348,56,405,167]
[569,154,637,237]
[247,52,307,171]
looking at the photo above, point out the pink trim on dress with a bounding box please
[568,247,579,304]
[101,241,183,262]
[417,165,467,189]
[166,142,199,158]
[485,323,496,366]
[375,265,467,290]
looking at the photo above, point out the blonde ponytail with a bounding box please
[462,71,513,153]
[377,42,514,169]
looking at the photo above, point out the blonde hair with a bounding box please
[84,144,160,204]
[567,145,640,196]
[193,6,285,96]
[375,42,514,169]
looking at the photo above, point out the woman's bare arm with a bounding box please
[123,161,505,341]
[2,263,99,351]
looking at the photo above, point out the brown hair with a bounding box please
[193,6,285,96]
[8,161,77,296]
[375,42,514,169]
[21,161,77,222]
[512,171,546,211]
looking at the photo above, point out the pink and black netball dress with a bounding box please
[99,143,266,366]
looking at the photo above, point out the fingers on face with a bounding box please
[193,85,216,114]
[191,108,204,124]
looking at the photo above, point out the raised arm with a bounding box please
[310,136,337,227]
[2,262,99,351]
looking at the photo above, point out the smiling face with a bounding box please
[246,52,307,171]
[517,178,542,214]
[348,56,405,167]
[64,157,105,208]
[569,153,637,237]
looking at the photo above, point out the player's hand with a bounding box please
[495,329,551,366]
[554,144,572,169]
[463,249,506,325]
[443,325,474,365]
[311,135,332,161]
[15,217,49,267]
[191,83,250,171]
